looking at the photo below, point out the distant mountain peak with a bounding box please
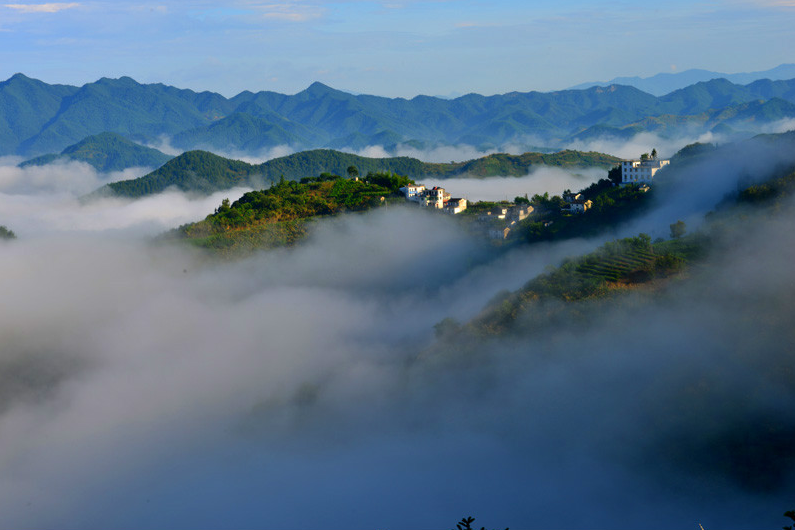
[699,77,735,87]
[571,63,795,96]
[302,81,339,96]
[96,75,141,87]
[3,71,795,160]
[1,72,37,87]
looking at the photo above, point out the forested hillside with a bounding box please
[20,132,172,172]
[170,171,412,254]
[3,73,795,156]
[98,148,620,198]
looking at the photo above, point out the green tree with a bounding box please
[651,148,658,158]
[670,219,686,239]
[593,194,616,213]
[347,165,359,179]
[607,165,622,184]
[364,171,412,192]
[215,198,231,214]
[633,233,652,249]
[0,225,16,240]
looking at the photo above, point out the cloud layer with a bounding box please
[1,141,795,529]
[0,158,246,237]
[420,167,604,202]
[4,2,79,13]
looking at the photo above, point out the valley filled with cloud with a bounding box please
[1,136,794,529]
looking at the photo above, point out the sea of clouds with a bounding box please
[1,141,794,529]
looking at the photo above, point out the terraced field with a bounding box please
[576,246,656,281]
[467,233,706,335]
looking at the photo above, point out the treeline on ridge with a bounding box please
[171,171,413,253]
[4,73,795,157]
[98,148,620,199]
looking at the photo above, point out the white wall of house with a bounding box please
[621,158,670,184]
[444,198,468,214]
[421,187,449,209]
[400,184,426,201]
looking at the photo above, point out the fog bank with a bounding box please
[1,141,794,529]
[0,158,152,196]
[0,187,252,238]
[420,167,604,202]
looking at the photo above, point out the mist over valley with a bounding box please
[4,0,795,522]
[2,116,795,529]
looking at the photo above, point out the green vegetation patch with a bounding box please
[519,173,652,244]
[453,150,621,177]
[0,225,16,240]
[172,171,412,255]
[179,220,309,255]
[468,233,707,335]
[737,168,795,207]
[97,148,621,199]
[20,132,173,173]
[104,150,258,197]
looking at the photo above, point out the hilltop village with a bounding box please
[399,152,669,240]
[177,152,670,253]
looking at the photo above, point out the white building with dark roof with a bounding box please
[421,186,450,209]
[567,199,593,213]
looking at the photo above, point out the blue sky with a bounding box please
[0,0,793,97]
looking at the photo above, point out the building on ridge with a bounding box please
[399,183,468,214]
[566,198,593,213]
[621,155,669,185]
[421,186,451,209]
[444,197,468,214]
[399,183,426,201]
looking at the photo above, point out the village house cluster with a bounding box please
[399,183,468,214]
[395,152,667,241]
[478,204,533,239]
[562,191,592,213]
[399,181,535,239]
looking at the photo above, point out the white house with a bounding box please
[621,156,670,184]
[399,184,426,201]
[444,197,468,214]
[399,182,468,214]
[567,199,593,213]
[421,186,450,209]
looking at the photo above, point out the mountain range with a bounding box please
[4,73,795,159]
[570,63,795,96]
